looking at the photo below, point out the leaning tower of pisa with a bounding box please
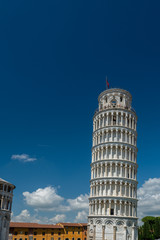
[88,88,138,240]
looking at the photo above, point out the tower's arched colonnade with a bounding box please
[88,89,138,240]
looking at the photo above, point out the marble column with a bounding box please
[97,165,100,177]
[102,115,105,127]
[96,182,98,196]
[102,225,105,240]
[114,200,117,216]
[125,164,127,178]
[125,147,127,160]
[132,185,134,198]
[115,181,118,196]
[110,163,113,177]
[100,181,103,196]
[113,226,117,240]
[120,200,122,216]
[89,203,91,215]
[124,202,127,216]
[121,147,123,159]
[132,226,135,240]
[125,131,128,143]
[105,164,107,177]
[107,113,109,125]
[99,200,102,215]
[129,202,132,216]
[87,225,90,240]
[125,183,127,197]
[93,166,96,179]
[115,163,118,176]
[129,149,131,161]
[129,183,131,197]
[111,129,113,142]
[105,181,107,196]
[109,181,112,195]
[129,166,131,178]
[121,113,123,126]
[124,226,127,240]
[120,163,123,177]
[93,225,96,240]
[104,200,107,215]
[129,115,131,128]
[116,113,119,125]
[109,200,111,215]
[101,147,104,160]
[125,114,128,127]
[120,181,122,196]
[101,164,103,177]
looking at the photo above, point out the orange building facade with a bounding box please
[9,222,87,240]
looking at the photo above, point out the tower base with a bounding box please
[88,216,138,240]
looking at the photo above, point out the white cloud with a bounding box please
[11,154,37,163]
[75,210,88,222]
[67,194,89,210]
[23,187,89,213]
[138,178,160,220]
[12,210,40,223]
[50,214,66,223]
[23,187,64,211]
[12,210,66,224]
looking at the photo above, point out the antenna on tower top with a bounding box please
[106,76,109,89]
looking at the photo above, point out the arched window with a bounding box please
[110,209,114,215]
[111,99,117,107]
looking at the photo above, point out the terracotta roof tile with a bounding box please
[10,222,63,229]
[10,222,87,229]
[79,223,87,226]
[58,223,85,227]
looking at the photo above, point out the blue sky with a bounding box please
[0,0,160,223]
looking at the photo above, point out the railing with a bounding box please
[94,105,136,115]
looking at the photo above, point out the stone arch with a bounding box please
[95,219,102,225]
[116,220,124,227]
[105,220,114,227]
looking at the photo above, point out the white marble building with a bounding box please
[0,178,15,240]
[88,88,138,240]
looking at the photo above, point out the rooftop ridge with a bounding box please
[10,222,87,228]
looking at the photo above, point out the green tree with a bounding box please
[143,221,152,240]
[138,226,143,240]
[154,217,160,239]
[142,216,155,234]
[142,216,155,225]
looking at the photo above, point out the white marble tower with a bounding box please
[88,88,138,240]
[0,178,15,240]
